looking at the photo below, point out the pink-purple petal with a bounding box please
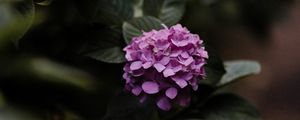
[180,57,194,66]
[163,68,175,77]
[142,62,153,69]
[154,63,166,72]
[165,87,178,99]
[142,81,159,94]
[156,97,171,111]
[131,86,142,96]
[160,56,170,65]
[175,80,188,88]
[130,61,143,70]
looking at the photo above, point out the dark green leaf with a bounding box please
[200,47,226,86]
[181,93,261,120]
[85,47,126,63]
[0,0,35,46]
[217,60,261,87]
[143,0,186,26]
[76,0,133,25]
[79,27,126,63]
[198,93,261,120]
[122,16,163,44]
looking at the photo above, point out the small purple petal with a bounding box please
[153,29,171,40]
[163,68,175,77]
[132,69,145,76]
[175,80,188,88]
[165,87,177,99]
[179,57,194,66]
[180,52,190,58]
[200,50,208,58]
[192,85,198,91]
[160,56,170,65]
[131,86,142,96]
[141,51,153,61]
[170,49,182,57]
[130,61,143,70]
[172,65,182,72]
[125,52,133,61]
[142,62,153,69]
[171,24,187,32]
[156,97,171,111]
[139,41,149,49]
[154,63,166,72]
[142,81,159,94]
[156,40,170,50]
[184,73,193,81]
[122,73,131,83]
[171,39,189,47]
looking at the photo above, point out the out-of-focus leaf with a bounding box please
[0,105,44,120]
[75,0,133,25]
[122,16,163,44]
[131,0,143,17]
[0,0,35,46]
[0,57,119,119]
[35,0,53,6]
[103,93,157,120]
[217,60,261,87]
[50,107,84,120]
[197,93,261,120]
[200,47,226,86]
[63,111,83,120]
[143,0,186,26]
[79,26,126,63]
[10,58,97,91]
[0,92,5,108]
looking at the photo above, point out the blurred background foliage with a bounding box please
[0,0,297,120]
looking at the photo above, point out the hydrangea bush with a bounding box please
[0,0,262,120]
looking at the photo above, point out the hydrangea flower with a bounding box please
[123,24,208,111]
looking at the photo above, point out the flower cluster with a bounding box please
[123,24,208,111]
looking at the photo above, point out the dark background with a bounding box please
[190,1,300,120]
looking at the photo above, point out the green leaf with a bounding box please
[217,60,261,87]
[0,0,35,46]
[143,0,186,26]
[76,0,133,25]
[85,47,126,64]
[198,93,261,120]
[10,58,97,91]
[122,16,163,44]
[200,47,226,86]
[79,26,126,63]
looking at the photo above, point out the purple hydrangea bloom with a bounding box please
[123,24,208,111]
